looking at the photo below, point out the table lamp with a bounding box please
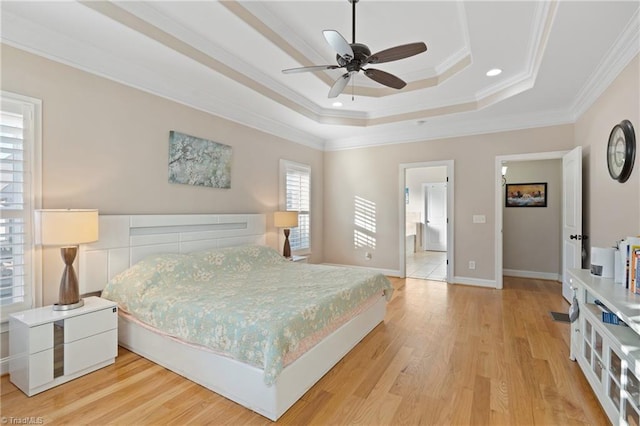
[273,211,298,258]
[35,209,99,311]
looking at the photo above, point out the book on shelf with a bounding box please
[623,237,640,293]
[635,248,640,295]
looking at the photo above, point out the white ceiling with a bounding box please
[2,1,639,150]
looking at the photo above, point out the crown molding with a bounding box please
[569,7,640,120]
[0,9,326,151]
[324,108,574,151]
[3,1,636,153]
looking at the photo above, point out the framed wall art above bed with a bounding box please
[168,131,232,189]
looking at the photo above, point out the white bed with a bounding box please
[79,214,388,421]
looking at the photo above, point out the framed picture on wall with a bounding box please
[505,182,547,207]
[168,131,232,189]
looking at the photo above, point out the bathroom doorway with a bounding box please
[400,161,453,282]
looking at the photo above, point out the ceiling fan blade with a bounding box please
[363,68,406,89]
[366,42,427,64]
[328,72,353,98]
[323,30,354,61]
[282,65,341,74]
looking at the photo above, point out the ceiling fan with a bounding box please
[282,0,427,98]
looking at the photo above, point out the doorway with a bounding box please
[494,148,582,301]
[399,161,454,281]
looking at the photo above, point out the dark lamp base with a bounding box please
[55,246,83,311]
[282,228,292,258]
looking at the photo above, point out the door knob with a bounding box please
[570,234,589,240]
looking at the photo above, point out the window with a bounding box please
[280,160,310,253]
[1,92,41,319]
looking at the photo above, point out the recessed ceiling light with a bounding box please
[486,68,502,77]
[332,101,343,107]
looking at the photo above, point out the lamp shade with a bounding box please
[273,211,298,228]
[35,209,99,246]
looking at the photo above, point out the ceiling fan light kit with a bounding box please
[282,0,427,98]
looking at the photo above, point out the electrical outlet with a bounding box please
[468,261,476,270]
[365,252,372,260]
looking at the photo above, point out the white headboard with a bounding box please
[79,214,266,294]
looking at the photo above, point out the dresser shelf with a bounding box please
[569,269,640,426]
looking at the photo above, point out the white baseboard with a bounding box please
[503,269,561,282]
[321,265,558,287]
[452,276,497,288]
[1,357,9,376]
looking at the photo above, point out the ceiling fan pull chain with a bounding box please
[352,78,355,101]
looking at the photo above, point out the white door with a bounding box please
[562,147,583,302]
[424,183,447,251]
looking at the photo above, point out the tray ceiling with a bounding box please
[1,1,639,150]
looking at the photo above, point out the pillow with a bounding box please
[101,252,189,310]
[190,245,286,273]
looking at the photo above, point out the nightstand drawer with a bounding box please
[64,307,117,343]
[64,329,117,376]
[29,323,53,354]
[29,349,54,389]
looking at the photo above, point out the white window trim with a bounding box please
[279,159,311,256]
[1,91,42,322]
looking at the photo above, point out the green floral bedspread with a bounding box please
[101,245,393,385]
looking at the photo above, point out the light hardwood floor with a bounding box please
[1,277,608,425]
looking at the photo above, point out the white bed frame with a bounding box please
[79,214,386,421]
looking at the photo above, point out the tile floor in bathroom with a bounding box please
[406,250,447,281]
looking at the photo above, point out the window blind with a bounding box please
[1,96,36,313]
[284,162,310,251]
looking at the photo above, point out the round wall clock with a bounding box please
[607,119,636,183]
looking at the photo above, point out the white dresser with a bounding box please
[568,269,640,425]
[9,296,118,396]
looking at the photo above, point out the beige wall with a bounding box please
[324,125,575,280]
[3,43,637,289]
[575,54,640,251]
[503,159,562,276]
[325,53,639,281]
[1,45,324,305]
[2,42,638,364]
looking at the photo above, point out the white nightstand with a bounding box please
[9,296,118,396]
[290,255,308,263]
